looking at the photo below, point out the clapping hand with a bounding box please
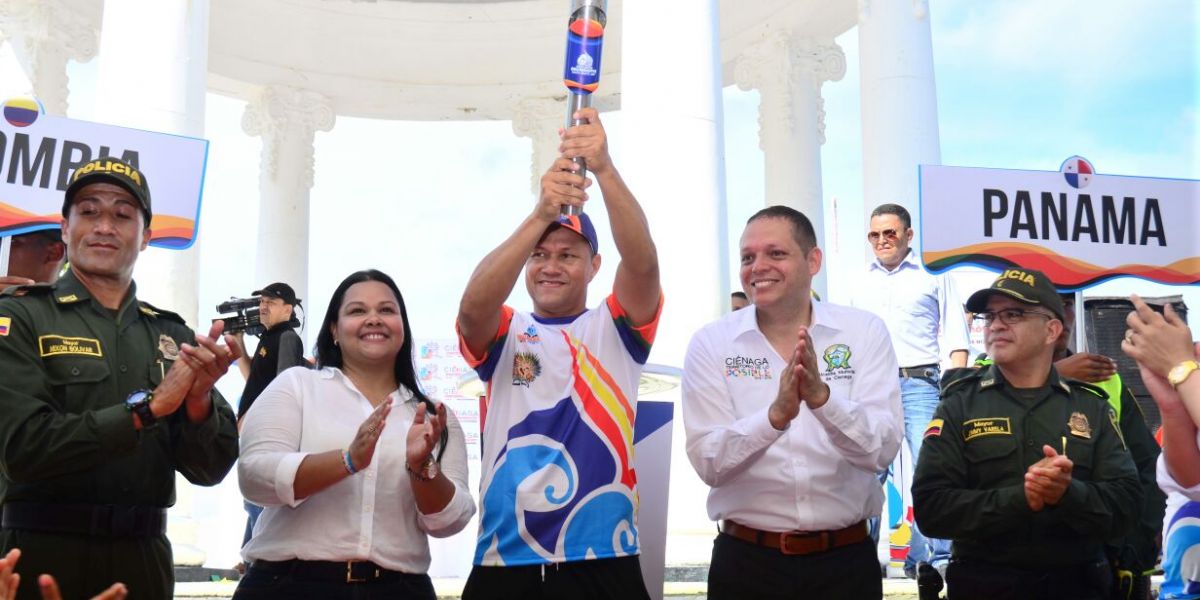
[348,399,393,472]
[1024,445,1073,511]
[407,402,447,471]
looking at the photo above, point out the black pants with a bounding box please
[232,560,436,600]
[945,559,1112,600]
[462,555,651,600]
[708,532,882,600]
[0,528,172,600]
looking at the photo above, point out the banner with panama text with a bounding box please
[0,97,208,249]
[919,158,1199,289]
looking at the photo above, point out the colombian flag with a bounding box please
[0,317,11,337]
[923,418,943,439]
[3,97,41,128]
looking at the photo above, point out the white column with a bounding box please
[735,32,845,298]
[621,0,727,368]
[241,85,335,311]
[94,0,210,567]
[95,0,208,326]
[858,0,941,231]
[0,0,100,115]
[511,96,565,195]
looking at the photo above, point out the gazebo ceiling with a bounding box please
[206,0,854,120]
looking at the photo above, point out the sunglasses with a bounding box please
[867,228,903,244]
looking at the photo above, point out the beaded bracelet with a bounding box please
[342,449,358,475]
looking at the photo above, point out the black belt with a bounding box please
[1,502,167,538]
[250,559,411,584]
[899,364,940,379]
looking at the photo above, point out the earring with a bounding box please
[334,339,339,347]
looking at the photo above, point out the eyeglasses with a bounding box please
[867,229,902,244]
[971,308,1054,326]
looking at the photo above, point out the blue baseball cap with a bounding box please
[548,212,599,255]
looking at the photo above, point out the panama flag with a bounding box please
[1061,155,1095,189]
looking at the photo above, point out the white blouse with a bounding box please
[238,367,475,572]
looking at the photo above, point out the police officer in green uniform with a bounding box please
[912,268,1141,600]
[0,158,241,600]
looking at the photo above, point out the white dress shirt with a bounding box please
[851,250,970,368]
[682,301,903,532]
[238,367,475,572]
[1157,430,1200,501]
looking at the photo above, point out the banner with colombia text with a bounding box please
[919,159,1198,289]
[0,97,208,249]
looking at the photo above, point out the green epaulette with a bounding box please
[1065,379,1108,401]
[0,283,53,298]
[940,367,982,394]
[137,300,188,325]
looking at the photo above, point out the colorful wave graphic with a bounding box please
[1,201,195,247]
[474,335,639,567]
[924,241,1199,287]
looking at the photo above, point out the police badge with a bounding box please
[158,334,180,361]
[1068,411,1091,439]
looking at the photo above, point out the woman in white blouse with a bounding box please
[235,269,475,599]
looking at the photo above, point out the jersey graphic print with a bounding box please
[475,330,638,566]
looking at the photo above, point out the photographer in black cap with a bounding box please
[231,282,306,551]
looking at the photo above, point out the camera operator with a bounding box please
[233,283,305,424]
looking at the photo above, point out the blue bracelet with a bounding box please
[343,449,358,475]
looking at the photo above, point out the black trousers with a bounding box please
[945,558,1112,600]
[0,528,172,600]
[708,532,882,600]
[232,560,436,600]
[462,555,651,600]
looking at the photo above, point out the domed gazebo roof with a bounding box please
[205,0,853,120]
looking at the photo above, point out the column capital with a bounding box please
[242,85,336,188]
[0,0,100,114]
[734,32,845,145]
[511,95,564,140]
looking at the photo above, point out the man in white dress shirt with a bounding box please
[850,203,969,577]
[682,206,903,599]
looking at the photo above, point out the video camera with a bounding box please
[215,296,301,337]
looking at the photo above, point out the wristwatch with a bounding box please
[125,389,157,428]
[406,455,439,482]
[1168,359,1199,388]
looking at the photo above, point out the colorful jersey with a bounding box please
[1162,493,1200,598]
[460,294,660,566]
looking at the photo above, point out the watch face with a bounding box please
[1170,361,1197,384]
[127,390,151,405]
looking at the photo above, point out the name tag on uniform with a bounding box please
[962,417,1012,442]
[38,335,103,358]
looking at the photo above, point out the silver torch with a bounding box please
[561,0,607,216]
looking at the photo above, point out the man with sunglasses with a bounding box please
[851,204,969,579]
[911,268,1140,600]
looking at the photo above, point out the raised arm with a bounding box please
[456,159,589,358]
[559,107,660,326]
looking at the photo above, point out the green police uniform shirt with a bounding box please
[912,364,1141,569]
[0,269,239,509]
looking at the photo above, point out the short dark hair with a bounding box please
[15,229,63,245]
[746,206,818,251]
[314,269,447,462]
[870,203,911,229]
[731,291,748,300]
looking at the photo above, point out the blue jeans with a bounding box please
[901,374,951,569]
[243,500,264,547]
